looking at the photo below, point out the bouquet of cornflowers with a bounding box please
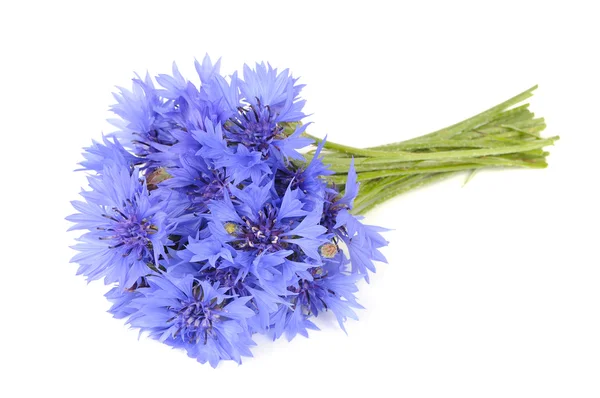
[68,55,557,367]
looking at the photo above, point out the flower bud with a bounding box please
[146,167,172,190]
[224,222,239,235]
[319,242,338,258]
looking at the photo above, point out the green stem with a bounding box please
[327,158,547,184]
[319,137,556,173]
[369,85,538,148]
[353,173,460,215]
[305,85,557,215]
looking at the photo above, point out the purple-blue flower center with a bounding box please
[169,298,220,344]
[276,166,306,194]
[228,203,287,253]
[103,205,156,258]
[288,268,327,314]
[321,190,346,232]
[224,104,283,158]
[201,269,246,296]
[186,169,227,212]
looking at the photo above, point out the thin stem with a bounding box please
[353,173,461,215]
[319,137,556,173]
[369,85,538,148]
[306,85,557,214]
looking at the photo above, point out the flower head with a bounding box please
[194,181,329,293]
[78,135,140,172]
[128,275,255,367]
[210,62,311,167]
[276,137,332,197]
[110,73,180,166]
[271,250,363,340]
[68,164,170,287]
[158,153,228,214]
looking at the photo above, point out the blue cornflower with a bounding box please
[270,250,363,340]
[194,118,271,184]
[238,62,305,123]
[199,181,328,294]
[321,160,389,281]
[213,181,327,255]
[128,275,255,367]
[105,277,149,319]
[291,264,362,331]
[276,137,332,197]
[194,54,235,123]
[334,209,389,279]
[158,152,228,213]
[222,106,312,164]
[78,135,140,172]
[67,163,171,287]
[110,56,231,170]
[156,59,231,130]
[215,63,311,165]
[110,73,180,164]
[176,236,286,335]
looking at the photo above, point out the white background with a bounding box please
[1,1,599,397]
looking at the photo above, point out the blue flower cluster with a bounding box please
[68,56,388,367]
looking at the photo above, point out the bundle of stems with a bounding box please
[306,85,558,215]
